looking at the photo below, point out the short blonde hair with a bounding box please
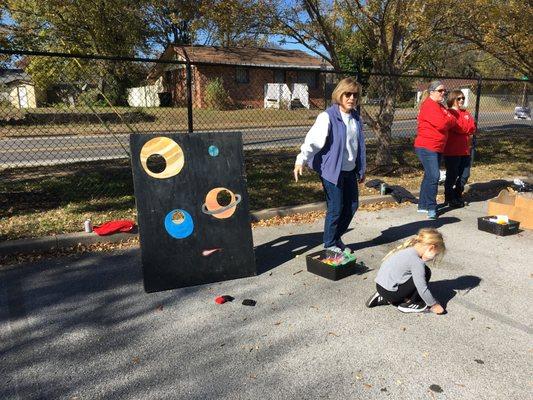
[331,77,361,106]
[383,228,446,261]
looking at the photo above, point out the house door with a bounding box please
[18,86,29,108]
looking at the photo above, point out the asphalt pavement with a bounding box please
[0,199,531,399]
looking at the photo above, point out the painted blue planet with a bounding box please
[164,209,194,239]
[208,145,219,157]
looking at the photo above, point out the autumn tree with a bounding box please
[446,0,532,79]
[275,0,451,169]
[146,0,203,48]
[200,0,271,47]
[6,0,151,104]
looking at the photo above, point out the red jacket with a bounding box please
[443,109,476,156]
[414,98,456,153]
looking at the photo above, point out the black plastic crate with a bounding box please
[477,216,520,236]
[306,250,360,281]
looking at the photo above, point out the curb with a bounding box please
[0,178,517,257]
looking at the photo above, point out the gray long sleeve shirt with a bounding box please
[375,247,437,306]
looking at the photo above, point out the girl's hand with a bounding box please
[430,303,445,314]
[294,164,303,182]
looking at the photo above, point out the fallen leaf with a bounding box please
[401,327,407,332]
[274,321,282,326]
[156,305,163,312]
[132,357,140,364]
[474,359,484,364]
[363,383,372,389]
[328,332,340,337]
[293,269,303,275]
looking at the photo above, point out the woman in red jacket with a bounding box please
[414,81,456,219]
[443,90,476,207]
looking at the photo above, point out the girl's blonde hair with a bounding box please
[383,228,446,261]
[331,77,362,106]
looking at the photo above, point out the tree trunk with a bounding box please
[362,75,400,172]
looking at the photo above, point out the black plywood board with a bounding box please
[130,132,256,292]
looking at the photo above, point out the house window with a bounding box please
[297,71,319,89]
[274,70,285,83]
[236,67,249,84]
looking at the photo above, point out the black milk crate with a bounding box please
[306,249,360,281]
[477,216,520,236]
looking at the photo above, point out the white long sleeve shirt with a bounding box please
[295,111,358,171]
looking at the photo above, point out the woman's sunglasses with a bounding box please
[343,92,359,98]
[456,97,465,101]
[435,89,447,93]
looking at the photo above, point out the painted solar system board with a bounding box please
[130,132,256,293]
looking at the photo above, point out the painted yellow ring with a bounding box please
[140,137,184,179]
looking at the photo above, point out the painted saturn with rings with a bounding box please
[201,187,242,219]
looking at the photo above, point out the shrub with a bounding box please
[204,78,230,110]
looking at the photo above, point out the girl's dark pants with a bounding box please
[376,266,432,305]
[321,169,359,248]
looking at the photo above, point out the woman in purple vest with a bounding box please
[294,77,366,257]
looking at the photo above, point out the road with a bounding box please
[0,111,530,168]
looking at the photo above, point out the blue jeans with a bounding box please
[415,147,442,212]
[321,170,359,248]
[444,155,471,201]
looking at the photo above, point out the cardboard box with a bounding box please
[487,190,533,230]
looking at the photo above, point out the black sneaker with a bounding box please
[397,301,428,313]
[365,292,388,308]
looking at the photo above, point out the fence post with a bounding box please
[186,61,194,134]
[472,76,483,162]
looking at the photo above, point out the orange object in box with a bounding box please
[487,190,533,230]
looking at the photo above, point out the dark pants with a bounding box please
[321,170,359,248]
[415,147,442,212]
[444,155,471,201]
[376,266,432,305]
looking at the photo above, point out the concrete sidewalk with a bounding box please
[0,199,531,399]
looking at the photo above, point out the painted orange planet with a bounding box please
[202,187,241,219]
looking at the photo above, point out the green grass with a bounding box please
[0,131,531,241]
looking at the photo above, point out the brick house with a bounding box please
[148,45,333,109]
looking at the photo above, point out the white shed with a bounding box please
[0,69,37,109]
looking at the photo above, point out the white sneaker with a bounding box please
[397,301,428,313]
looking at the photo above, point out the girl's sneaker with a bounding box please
[365,292,389,308]
[427,209,437,220]
[397,301,428,313]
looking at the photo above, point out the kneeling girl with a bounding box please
[366,228,446,314]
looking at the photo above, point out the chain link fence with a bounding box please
[0,50,531,237]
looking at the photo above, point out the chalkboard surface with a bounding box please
[130,132,256,292]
